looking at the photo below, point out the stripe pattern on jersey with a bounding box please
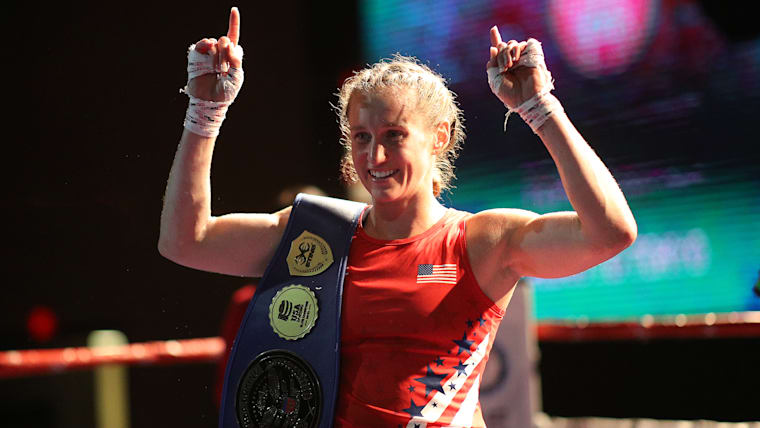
[404,332,490,427]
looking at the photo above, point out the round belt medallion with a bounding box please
[268,284,319,340]
[236,350,321,428]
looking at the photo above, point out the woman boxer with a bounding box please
[159,7,636,427]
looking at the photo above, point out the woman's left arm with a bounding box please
[513,110,637,278]
[467,28,637,297]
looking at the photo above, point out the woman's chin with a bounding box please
[368,190,395,204]
[365,185,403,203]
[361,180,393,200]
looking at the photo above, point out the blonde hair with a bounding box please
[335,54,465,197]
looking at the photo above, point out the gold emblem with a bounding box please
[286,230,334,277]
[268,285,319,340]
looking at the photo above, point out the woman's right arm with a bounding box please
[158,8,289,277]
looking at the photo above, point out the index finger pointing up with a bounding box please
[228,7,240,45]
[490,26,502,47]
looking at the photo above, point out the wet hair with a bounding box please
[335,54,465,197]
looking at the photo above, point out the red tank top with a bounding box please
[335,208,505,427]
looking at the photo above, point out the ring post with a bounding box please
[87,330,131,428]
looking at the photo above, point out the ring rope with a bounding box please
[0,336,225,378]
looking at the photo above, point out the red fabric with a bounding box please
[336,209,505,427]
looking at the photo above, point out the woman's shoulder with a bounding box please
[466,207,537,225]
[463,208,539,245]
[446,206,473,222]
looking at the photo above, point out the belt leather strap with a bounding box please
[219,193,366,428]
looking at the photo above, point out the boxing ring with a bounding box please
[2,310,758,428]
[4,313,757,378]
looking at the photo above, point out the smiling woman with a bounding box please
[335,56,466,200]
[346,88,443,215]
[158,7,636,428]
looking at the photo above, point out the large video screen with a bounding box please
[360,0,760,321]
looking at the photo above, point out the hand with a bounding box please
[186,7,242,102]
[486,26,550,108]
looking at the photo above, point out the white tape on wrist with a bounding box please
[515,92,563,133]
[182,43,244,137]
[183,96,231,138]
[487,38,558,132]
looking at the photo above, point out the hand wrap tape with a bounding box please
[182,43,244,137]
[487,38,560,133]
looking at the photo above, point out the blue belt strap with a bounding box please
[219,193,366,428]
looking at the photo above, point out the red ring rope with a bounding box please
[0,336,225,378]
[2,312,758,378]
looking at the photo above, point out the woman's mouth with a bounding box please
[369,169,398,180]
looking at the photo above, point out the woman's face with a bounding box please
[348,88,438,204]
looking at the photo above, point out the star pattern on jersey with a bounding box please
[399,315,490,424]
[402,399,425,418]
[453,331,474,356]
[453,360,469,377]
[413,365,447,397]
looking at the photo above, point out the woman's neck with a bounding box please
[363,192,447,240]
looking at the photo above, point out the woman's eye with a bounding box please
[353,132,371,143]
[387,130,405,140]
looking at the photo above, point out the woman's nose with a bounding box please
[369,141,386,164]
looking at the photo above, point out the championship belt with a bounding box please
[219,193,366,428]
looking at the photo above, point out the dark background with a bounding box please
[1,1,758,427]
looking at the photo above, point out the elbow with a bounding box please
[157,232,191,264]
[606,220,638,254]
[589,217,637,258]
[618,224,637,250]
[622,214,638,248]
[157,234,179,262]
[157,217,212,266]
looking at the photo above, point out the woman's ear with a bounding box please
[433,121,451,154]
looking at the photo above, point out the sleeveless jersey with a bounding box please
[335,208,505,428]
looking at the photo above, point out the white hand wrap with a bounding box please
[182,43,244,137]
[513,92,563,134]
[487,38,560,133]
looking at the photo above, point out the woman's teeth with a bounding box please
[370,170,396,179]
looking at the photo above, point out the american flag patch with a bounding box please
[417,264,457,284]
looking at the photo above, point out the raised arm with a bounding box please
[158,8,290,277]
[467,27,637,307]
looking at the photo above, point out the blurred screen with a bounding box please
[360,0,760,321]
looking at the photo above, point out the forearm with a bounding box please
[536,111,637,248]
[158,129,217,257]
